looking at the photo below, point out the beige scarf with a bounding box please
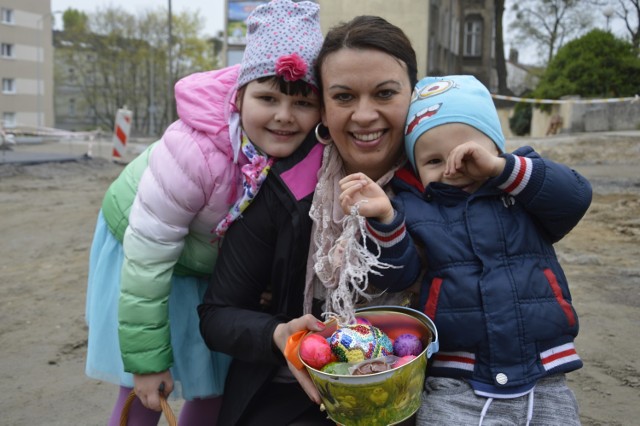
[303,144,411,324]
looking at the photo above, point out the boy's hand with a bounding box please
[445,141,506,180]
[339,173,395,224]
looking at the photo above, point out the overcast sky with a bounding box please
[50,0,226,36]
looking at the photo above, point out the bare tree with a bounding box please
[56,6,216,136]
[617,0,640,50]
[510,0,594,65]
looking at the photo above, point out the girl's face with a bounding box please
[238,79,320,158]
[414,123,498,193]
[320,48,412,181]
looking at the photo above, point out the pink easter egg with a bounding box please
[299,333,335,370]
[392,355,417,369]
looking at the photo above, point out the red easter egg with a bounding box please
[299,333,335,370]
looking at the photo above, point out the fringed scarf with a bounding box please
[214,133,274,238]
[303,144,409,325]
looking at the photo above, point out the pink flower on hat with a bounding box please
[275,53,308,82]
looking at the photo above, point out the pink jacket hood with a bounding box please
[174,64,241,154]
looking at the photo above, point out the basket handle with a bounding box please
[119,390,177,426]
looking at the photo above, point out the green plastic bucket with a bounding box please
[299,306,439,426]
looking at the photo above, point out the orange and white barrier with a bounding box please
[112,108,133,160]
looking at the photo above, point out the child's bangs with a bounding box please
[257,76,314,97]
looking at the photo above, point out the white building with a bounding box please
[0,0,54,130]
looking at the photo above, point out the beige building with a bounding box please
[0,0,54,130]
[317,0,496,88]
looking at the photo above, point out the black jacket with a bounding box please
[198,134,324,425]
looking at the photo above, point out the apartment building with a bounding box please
[0,0,53,130]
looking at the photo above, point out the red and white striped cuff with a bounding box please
[498,155,532,195]
[541,342,580,371]
[365,221,406,248]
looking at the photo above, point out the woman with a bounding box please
[303,15,419,324]
[198,15,417,426]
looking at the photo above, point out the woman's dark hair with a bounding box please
[314,15,418,92]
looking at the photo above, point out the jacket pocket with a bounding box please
[543,268,576,327]
[423,277,443,320]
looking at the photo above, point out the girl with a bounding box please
[84,1,323,425]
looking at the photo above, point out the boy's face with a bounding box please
[238,79,320,158]
[414,122,498,193]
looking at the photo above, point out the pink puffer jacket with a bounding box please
[114,64,250,373]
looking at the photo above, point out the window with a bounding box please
[463,17,483,57]
[2,78,15,93]
[3,112,16,128]
[1,43,14,58]
[1,8,14,24]
[68,98,76,116]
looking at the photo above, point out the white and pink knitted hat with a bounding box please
[237,0,323,89]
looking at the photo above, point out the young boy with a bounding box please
[339,75,592,425]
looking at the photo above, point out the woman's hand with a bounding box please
[273,314,326,404]
[339,173,394,223]
[133,370,173,411]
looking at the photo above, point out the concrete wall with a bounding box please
[499,100,640,139]
[496,108,514,139]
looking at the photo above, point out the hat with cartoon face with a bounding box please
[404,75,505,171]
[237,0,323,89]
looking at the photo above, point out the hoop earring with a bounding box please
[315,123,333,145]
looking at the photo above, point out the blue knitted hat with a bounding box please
[404,75,505,171]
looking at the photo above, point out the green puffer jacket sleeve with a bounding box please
[101,143,158,241]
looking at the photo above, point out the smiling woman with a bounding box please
[304,15,419,325]
[197,13,419,426]
[319,48,412,180]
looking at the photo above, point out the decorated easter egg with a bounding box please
[356,317,371,325]
[299,333,335,370]
[393,333,423,357]
[328,324,393,363]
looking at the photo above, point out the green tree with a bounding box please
[532,29,640,103]
[62,8,89,33]
[584,0,639,52]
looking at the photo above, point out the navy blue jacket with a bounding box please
[365,146,592,395]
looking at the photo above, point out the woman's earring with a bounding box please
[315,123,333,145]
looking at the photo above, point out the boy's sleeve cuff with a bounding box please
[365,212,406,248]
[496,153,533,195]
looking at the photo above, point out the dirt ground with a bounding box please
[0,132,639,425]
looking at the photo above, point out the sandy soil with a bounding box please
[0,132,639,425]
